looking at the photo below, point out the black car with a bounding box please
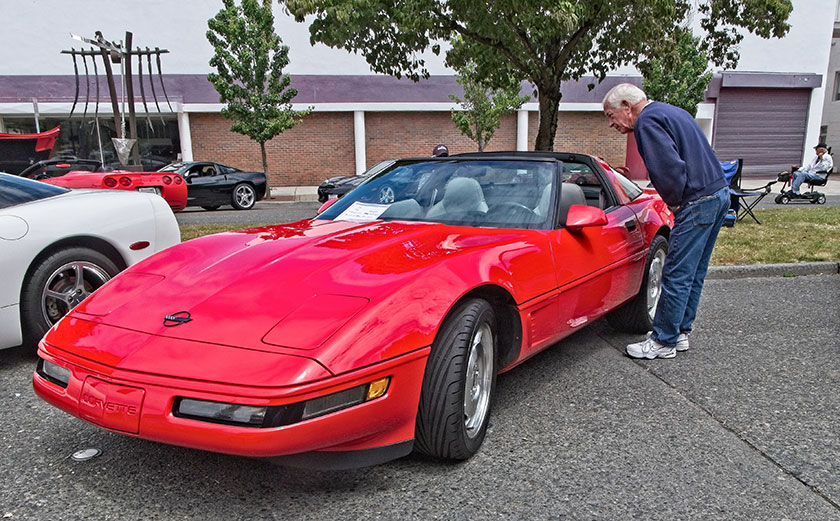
[159,161,267,210]
[317,159,395,202]
[18,157,104,180]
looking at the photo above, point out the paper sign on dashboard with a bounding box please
[334,202,390,221]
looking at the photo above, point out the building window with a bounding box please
[835,71,840,101]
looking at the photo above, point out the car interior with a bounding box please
[321,159,615,230]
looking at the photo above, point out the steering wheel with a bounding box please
[490,202,538,223]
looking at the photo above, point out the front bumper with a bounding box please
[34,340,429,463]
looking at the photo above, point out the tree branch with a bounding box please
[429,5,533,77]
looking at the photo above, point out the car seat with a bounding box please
[425,177,489,219]
[557,183,586,226]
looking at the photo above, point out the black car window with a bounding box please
[0,174,69,209]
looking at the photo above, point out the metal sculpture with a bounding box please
[62,31,171,167]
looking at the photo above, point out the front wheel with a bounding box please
[607,235,668,333]
[20,247,120,353]
[777,194,790,205]
[415,298,496,461]
[231,183,257,210]
[816,194,826,205]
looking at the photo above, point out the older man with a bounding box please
[603,83,729,359]
[791,143,833,195]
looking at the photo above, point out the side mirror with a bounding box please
[565,204,607,232]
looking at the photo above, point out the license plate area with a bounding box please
[79,377,145,433]
[137,186,161,195]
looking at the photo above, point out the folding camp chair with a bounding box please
[720,159,776,224]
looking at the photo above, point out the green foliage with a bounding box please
[282,0,792,151]
[208,0,308,194]
[640,28,712,117]
[449,60,529,151]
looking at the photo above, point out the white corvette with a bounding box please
[0,173,180,352]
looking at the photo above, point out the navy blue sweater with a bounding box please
[633,102,726,208]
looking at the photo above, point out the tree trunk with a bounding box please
[534,87,561,151]
[259,141,270,198]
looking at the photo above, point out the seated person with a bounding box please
[791,143,833,195]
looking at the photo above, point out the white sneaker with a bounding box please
[676,333,689,352]
[626,333,676,359]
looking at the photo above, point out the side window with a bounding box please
[611,169,644,201]
[561,162,608,210]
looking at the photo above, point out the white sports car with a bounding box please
[0,173,180,352]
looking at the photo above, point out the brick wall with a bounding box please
[189,110,625,186]
[190,112,355,187]
[528,111,627,167]
[365,112,518,167]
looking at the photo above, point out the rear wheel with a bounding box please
[607,235,668,333]
[415,298,496,461]
[20,247,119,353]
[231,183,257,210]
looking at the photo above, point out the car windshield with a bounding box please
[317,159,559,230]
[0,173,69,209]
[158,163,180,172]
[356,160,395,178]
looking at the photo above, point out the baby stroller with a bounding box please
[774,167,831,205]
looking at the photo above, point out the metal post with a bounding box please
[124,32,140,166]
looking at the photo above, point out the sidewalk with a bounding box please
[741,174,840,195]
[268,185,319,202]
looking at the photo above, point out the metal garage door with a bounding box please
[712,87,811,176]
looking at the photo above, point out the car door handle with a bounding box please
[624,219,637,231]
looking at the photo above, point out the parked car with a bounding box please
[34,152,673,469]
[18,157,104,180]
[0,173,180,353]
[317,159,395,202]
[159,161,267,210]
[36,170,187,212]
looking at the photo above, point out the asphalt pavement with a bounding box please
[1,274,838,520]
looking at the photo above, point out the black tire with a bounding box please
[607,235,668,333]
[816,194,826,205]
[231,183,257,210]
[779,194,790,205]
[201,205,221,211]
[20,247,120,353]
[415,298,496,461]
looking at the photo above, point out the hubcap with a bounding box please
[41,261,111,325]
[646,248,666,321]
[235,185,255,207]
[464,322,493,438]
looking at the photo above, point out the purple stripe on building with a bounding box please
[0,74,645,105]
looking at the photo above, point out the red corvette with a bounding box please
[34,152,673,468]
[40,170,187,212]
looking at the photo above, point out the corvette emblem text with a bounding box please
[81,393,138,415]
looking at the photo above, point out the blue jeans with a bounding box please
[791,171,824,194]
[651,186,730,347]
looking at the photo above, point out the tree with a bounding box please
[282,0,792,151]
[449,60,529,152]
[639,27,713,117]
[207,0,308,197]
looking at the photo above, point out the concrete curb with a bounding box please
[707,261,840,279]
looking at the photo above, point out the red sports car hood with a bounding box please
[71,219,546,357]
